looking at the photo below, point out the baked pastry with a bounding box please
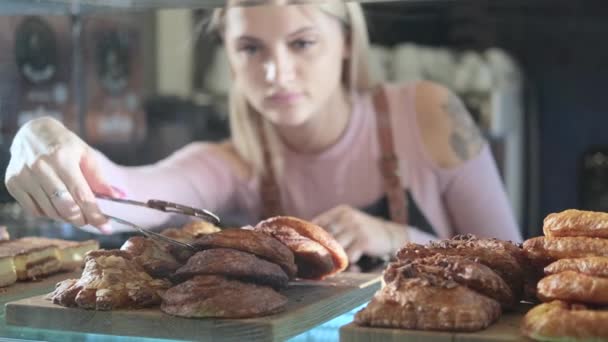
[191,228,297,278]
[120,236,182,278]
[161,221,221,241]
[0,255,16,287]
[523,236,608,266]
[544,257,608,278]
[48,250,171,310]
[397,240,524,297]
[543,209,608,238]
[19,237,99,271]
[521,300,608,341]
[172,248,288,289]
[161,275,287,318]
[354,272,501,331]
[255,216,348,279]
[0,238,61,280]
[537,271,608,305]
[161,221,222,262]
[383,254,514,309]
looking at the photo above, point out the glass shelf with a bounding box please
[0,0,452,15]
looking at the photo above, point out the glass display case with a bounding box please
[5,0,608,341]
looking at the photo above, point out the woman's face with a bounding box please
[224,4,349,127]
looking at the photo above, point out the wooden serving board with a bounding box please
[6,272,381,342]
[340,303,535,342]
[0,270,81,314]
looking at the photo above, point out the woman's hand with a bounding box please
[312,205,408,264]
[4,117,121,232]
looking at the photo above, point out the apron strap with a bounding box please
[372,85,409,225]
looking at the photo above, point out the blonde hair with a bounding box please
[209,1,374,176]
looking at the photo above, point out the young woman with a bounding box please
[4,1,521,265]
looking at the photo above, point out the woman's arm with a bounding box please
[90,141,248,233]
[414,81,523,242]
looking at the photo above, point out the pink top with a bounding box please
[95,82,522,244]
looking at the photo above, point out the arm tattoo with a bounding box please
[442,93,484,161]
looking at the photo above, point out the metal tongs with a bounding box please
[96,193,221,251]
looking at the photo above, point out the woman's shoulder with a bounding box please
[164,140,253,180]
[381,80,486,169]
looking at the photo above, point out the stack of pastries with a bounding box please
[48,216,349,318]
[521,209,608,341]
[355,234,528,332]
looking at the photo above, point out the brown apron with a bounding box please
[257,86,408,226]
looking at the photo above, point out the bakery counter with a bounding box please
[1,274,368,342]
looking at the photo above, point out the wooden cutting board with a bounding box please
[6,272,381,342]
[0,270,81,315]
[340,303,535,342]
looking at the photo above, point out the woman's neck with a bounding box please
[275,87,352,154]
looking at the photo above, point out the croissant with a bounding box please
[522,301,608,341]
[537,271,608,306]
[523,236,608,266]
[544,257,608,278]
[543,209,608,238]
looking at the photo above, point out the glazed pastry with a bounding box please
[544,256,608,278]
[383,254,514,309]
[48,250,171,310]
[191,228,297,278]
[172,248,288,289]
[354,272,501,332]
[120,236,182,279]
[161,220,221,241]
[522,300,608,341]
[161,275,287,318]
[543,209,608,238]
[537,271,608,305]
[523,236,608,266]
[255,216,348,279]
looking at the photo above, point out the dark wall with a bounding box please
[363,0,608,236]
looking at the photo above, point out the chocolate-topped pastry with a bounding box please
[397,238,525,297]
[384,254,514,309]
[161,275,287,318]
[355,271,501,332]
[172,248,288,289]
[191,228,297,279]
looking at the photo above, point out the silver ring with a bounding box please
[51,189,70,199]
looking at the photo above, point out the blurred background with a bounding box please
[1,0,608,247]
